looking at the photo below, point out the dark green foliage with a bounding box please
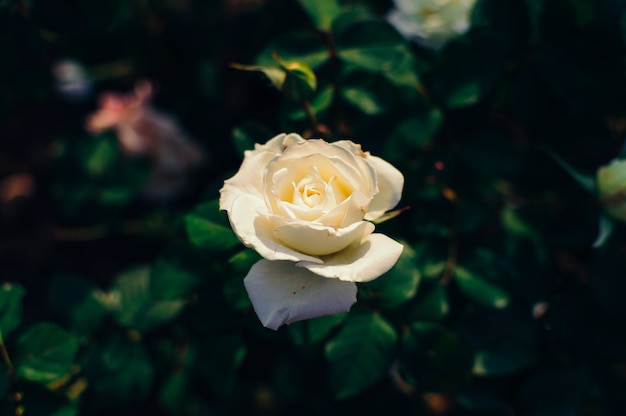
[2,0,626,414]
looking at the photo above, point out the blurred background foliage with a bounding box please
[2,0,626,414]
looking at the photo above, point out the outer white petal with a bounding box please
[297,233,404,282]
[229,194,323,264]
[272,220,374,256]
[364,155,404,221]
[244,260,357,330]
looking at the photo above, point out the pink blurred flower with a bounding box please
[86,81,204,200]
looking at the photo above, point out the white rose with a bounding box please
[219,133,404,329]
[387,0,477,48]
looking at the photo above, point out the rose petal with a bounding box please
[364,155,404,220]
[297,233,404,282]
[272,219,374,256]
[244,259,357,330]
[228,193,323,263]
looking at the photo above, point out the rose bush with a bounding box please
[220,133,404,329]
[387,0,477,48]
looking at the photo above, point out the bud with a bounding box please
[597,159,626,222]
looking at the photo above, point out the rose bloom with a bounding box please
[387,0,477,48]
[220,133,404,329]
[86,81,203,200]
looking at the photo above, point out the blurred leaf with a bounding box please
[454,266,510,310]
[278,59,317,101]
[333,17,418,88]
[364,243,420,309]
[0,283,25,341]
[289,313,347,346]
[297,0,342,31]
[15,323,78,383]
[82,336,154,403]
[196,333,247,397]
[186,200,241,252]
[325,312,397,399]
[339,71,394,115]
[151,245,203,301]
[408,282,449,322]
[231,63,286,90]
[256,31,329,70]
[400,323,474,391]
[86,137,118,176]
[160,370,190,415]
[109,267,186,332]
[286,84,334,121]
[48,276,107,335]
[384,110,442,160]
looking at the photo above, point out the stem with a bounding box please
[302,100,320,134]
[0,331,14,375]
[440,235,458,285]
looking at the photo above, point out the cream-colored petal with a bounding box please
[220,151,278,212]
[272,219,375,256]
[244,260,357,330]
[364,155,404,220]
[316,191,371,228]
[228,194,322,264]
[297,233,404,282]
[254,132,306,154]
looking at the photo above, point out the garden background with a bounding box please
[2,0,626,414]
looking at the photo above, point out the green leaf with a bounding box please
[150,247,201,301]
[85,136,118,176]
[454,266,510,310]
[364,244,420,309]
[109,266,186,332]
[0,282,25,340]
[334,17,418,88]
[384,110,442,161]
[297,0,342,31]
[185,200,241,252]
[289,313,348,346]
[230,63,286,90]
[325,313,397,399]
[48,276,108,335]
[408,282,449,322]
[256,31,329,70]
[15,323,78,383]
[400,323,474,391]
[279,60,317,101]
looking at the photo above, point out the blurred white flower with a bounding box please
[387,0,478,48]
[52,59,94,103]
[86,81,204,200]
